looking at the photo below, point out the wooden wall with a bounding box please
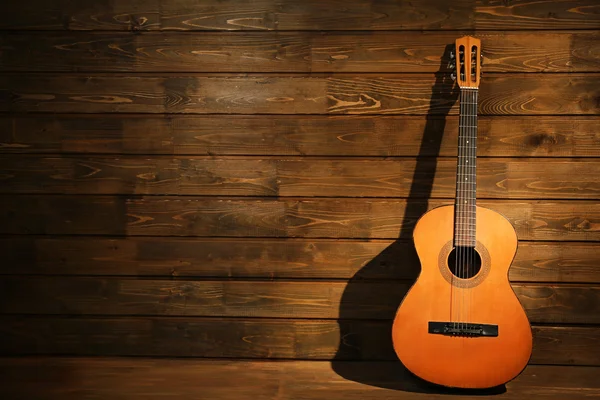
[1,1,599,398]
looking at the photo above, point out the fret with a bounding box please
[455,88,479,246]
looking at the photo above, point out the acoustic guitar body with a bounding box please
[391,205,532,389]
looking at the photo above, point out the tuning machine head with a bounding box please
[447,50,457,75]
[447,50,456,70]
[454,36,481,88]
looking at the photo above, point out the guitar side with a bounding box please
[391,205,533,389]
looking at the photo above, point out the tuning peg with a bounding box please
[449,51,455,60]
[450,72,456,81]
[480,54,484,66]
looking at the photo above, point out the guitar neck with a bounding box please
[454,88,478,247]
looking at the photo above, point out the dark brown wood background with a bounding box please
[1,1,599,399]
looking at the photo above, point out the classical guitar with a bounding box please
[391,36,532,389]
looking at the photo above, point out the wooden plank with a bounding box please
[0,156,278,197]
[1,196,598,241]
[2,31,599,73]
[0,317,596,365]
[1,0,161,31]
[0,277,597,323]
[3,0,600,30]
[2,115,599,157]
[0,359,598,400]
[1,156,599,199]
[2,238,598,283]
[2,74,599,115]
[531,325,600,365]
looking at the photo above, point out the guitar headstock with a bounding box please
[449,36,482,89]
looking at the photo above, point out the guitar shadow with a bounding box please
[330,44,506,395]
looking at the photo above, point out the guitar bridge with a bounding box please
[428,321,498,337]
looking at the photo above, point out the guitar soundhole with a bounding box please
[447,246,482,279]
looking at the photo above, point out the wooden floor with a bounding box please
[0,358,597,399]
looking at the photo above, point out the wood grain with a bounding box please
[0,317,597,365]
[1,0,598,393]
[3,74,599,115]
[2,0,600,30]
[2,115,598,157]
[0,277,597,323]
[1,196,598,241]
[1,156,598,199]
[7,358,600,399]
[2,31,599,73]
[1,358,598,399]
[2,237,598,283]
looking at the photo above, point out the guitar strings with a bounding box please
[456,86,478,332]
[473,88,479,332]
[457,86,467,330]
[459,86,469,330]
[469,87,474,333]
[469,87,477,332]
[467,87,471,333]
[452,47,479,335]
[454,86,463,329]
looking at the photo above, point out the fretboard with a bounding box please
[454,88,478,247]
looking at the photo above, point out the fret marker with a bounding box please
[465,178,468,181]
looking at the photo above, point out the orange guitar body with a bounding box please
[391,205,532,388]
